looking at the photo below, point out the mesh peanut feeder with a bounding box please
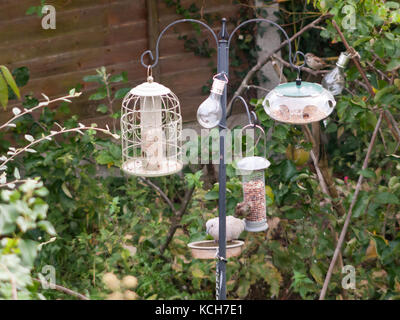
[121,69,183,177]
[237,125,270,232]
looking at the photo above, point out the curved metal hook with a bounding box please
[227,95,257,126]
[250,111,258,125]
[240,123,267,159]
[140,50,155,69]
[140,19,219,69]
[227,18,305,75]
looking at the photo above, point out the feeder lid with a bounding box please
[273,81,324,97]
[236,156,270,171]
[129,80,171,97]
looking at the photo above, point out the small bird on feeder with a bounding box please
[305,53,329,70]
[206,215,245,242]
[234,201,251,219]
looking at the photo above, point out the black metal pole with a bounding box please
[217,18,229,300]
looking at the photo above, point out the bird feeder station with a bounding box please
[263,81,336,125]
[121,69,183,177]
[136,16,317,300]
[236,124,270,232]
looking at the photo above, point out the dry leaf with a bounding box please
[122,244,137,256]
[365,239,378,260]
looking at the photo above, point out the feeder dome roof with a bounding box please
[129,81,172,97]
[273,81,324,97]
[237,156,270,171]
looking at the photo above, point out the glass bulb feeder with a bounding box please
[322,51,351,96]
[197,74,228,128]
[236,125,270,232]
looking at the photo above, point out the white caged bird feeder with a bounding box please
[237,124,270,232]
[121,68,183,177]
[262,81,336,125]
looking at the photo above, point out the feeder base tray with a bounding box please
[122,159,183,177]
[245,219,269,232]
[188,240,244,260]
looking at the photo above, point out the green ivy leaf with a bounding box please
[374,86,396,104]
[273,125,289,140]
[0,66,20,99]
[109,72,128,83]
[89,91,107,101]
[0,205,18,234]
[37,221,56,236]
[279,160,297,182]
[386,58,400,72]
[285,208,304,220]
[83,75,103,83]
[353,192,369,218]
[310,263,323,285]
[12,67,30,88]
[114,88,130,99]
[61,183,73,199]
[95,150,114,165]
[26,6,38,15]
[96,104,109,114]
[375,192,400,205]
[191,267,205,279]
[18,239,38,266]
[204,190,219,201]
[358,169,376,179]
[236,278,251,298]
[0,72,9,109]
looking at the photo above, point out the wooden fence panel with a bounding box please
[0,0,240,123]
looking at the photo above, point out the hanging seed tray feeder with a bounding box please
[188,240,245,260]
[263,81,336,125]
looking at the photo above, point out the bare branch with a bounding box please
[319,111,383,300]
[33,278,89,300]
[0,126,119,170]
[0,179,33,189]
[139,177,177,214]
[160,186,196,255]
[0,92,82,132]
